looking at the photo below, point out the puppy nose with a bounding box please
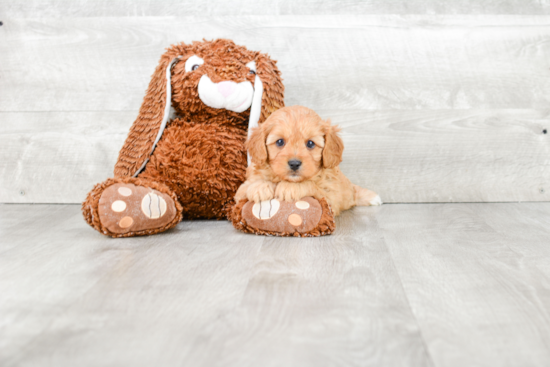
[288,159,302,171]
[217,81,236,97]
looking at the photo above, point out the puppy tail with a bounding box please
[354,185,382,206]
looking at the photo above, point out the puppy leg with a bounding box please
[275,181,319,202]
[354,185,382,206]
[246,180,277,203]
[235,181,250,203]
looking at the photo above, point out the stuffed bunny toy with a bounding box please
[82,39,287,237]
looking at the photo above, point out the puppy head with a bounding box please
[248,105,344,182]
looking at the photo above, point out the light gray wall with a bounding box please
[1,1,549,203]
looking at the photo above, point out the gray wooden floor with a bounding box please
[1,203,550,367]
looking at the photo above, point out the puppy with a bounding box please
[235,105,382,216]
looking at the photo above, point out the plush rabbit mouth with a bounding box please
[196,62,264,166]
[198,76,254,113]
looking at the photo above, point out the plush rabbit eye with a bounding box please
[306,140,315,149]
[276,139,285,147]
[185,55,204,72]
[246,61,257,76]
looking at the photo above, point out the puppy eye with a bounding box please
[276,139,285,147]
[306,140,315,149]
[249,69,256,75]
[191,64,200,71]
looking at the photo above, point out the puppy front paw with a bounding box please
[247,181,276,203]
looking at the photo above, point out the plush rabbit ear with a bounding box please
[246,53,284,166]
[114,48,184,177]
[115,45,284,174]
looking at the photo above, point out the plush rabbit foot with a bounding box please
[231,197,335,237]
[82,178,182,238]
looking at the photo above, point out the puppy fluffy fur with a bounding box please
[235,105,382,216]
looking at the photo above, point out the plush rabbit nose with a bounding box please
[217,81,236,97]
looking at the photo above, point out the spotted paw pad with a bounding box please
[241,197,323,234]
[252,199,281,220]
[97,183,177,235]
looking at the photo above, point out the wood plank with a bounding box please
[2,16,550,112]
[0,204,267,366]
[376,202,550,367]
[0,204,430,366]
[334,109,550,203]
[1,109,548,204]
[0,112,130,204]
[2,0,550,17]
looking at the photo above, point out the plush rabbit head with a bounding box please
[115,39,285,177]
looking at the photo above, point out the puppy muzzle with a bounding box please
[288,159,302,172]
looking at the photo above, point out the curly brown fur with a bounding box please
[236,106,381,216]
[138,118,248,219]
[83,39,285,236]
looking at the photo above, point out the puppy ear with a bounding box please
[247,126,268,166]
[322,122,344,169]
[246,52,285,166]
[114,43,189,177]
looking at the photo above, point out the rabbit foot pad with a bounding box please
[231,197,336,237]
[98,183,178,236]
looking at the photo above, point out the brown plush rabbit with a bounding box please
[82,39,285,237]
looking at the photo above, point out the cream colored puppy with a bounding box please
[235,106,381,216]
